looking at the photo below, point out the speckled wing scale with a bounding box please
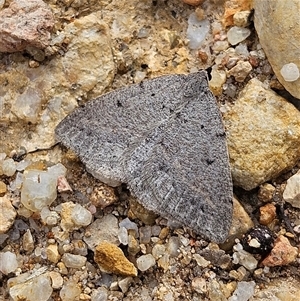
[55,71,233,243]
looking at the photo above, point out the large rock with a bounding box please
[254,0,300,99]
[224,78,300,190]
[0,0,54,53]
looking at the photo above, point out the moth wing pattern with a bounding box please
[55,71,233,242]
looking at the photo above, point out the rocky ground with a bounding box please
[0,0,300,300]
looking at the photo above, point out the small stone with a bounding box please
[57,175,73,193]
[84,214,119,250]
[200,244,232,269]
[128,234,141,256]
[283,169,300,208]
[0,251,18,274]
[166,236,181,258]
[227,26,251,45]
[228,281,255,301]
[61,253,87,269]
[259,203,276,225]
[0,196,17,234]
[157,254,170,270]
[73,240,88,256]
[258,183,275,202]
[191,277,207,294]
[159,227,170,240]
[2,158,17,176]
[49,271,63,289]
[181,0,204,6]
[261,235,298,267]
[0,0,54,53]
[90,183,118,208]
[119,218,139,235]
[60,280,81,301]
[9,273,53,301]
[22,229,34,252]
[118,277,133,293]
[128,197,158,225]
[220,197,254,250]
[136,254,156,272]
[223,0,253,27]
[0,180,6,196]
[233,11,251,27]
[94,241,138,276]
[193,254,210,268]
[241,225,275,255]
[152,244,166,260]
[46,244,61,263]
[71,204,93,227]
[280,63,300,82]
[186,13,210,49]
[139,226,152,244]
[91,287,108,301]
[208,67,227,96]
[228,61,252,82]
[21,165,64,212]
[118,226,129,245]
[232,244,258,271]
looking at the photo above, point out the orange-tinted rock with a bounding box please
[223,0,253,27]
[261,235,298,267]
[94,241,138,277]
[259,203,276,225]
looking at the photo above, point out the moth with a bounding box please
[55,71,233,243]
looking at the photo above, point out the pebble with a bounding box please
[94,241,138,276]
[254,0,300,98]
[46,244,61,263]
[208,66,227,96]
[220,197,254,250]
[0,180,6,196]
[258,183,275,202]
[186,13,210,49]
[91,287,108,301]
[61,253,87,268]
[90,183,118,208]
[71,203,93,227]
[233,10,251,27]
[181,0,204,6]
[0,251,18,274]
[228,60,252,82]
[232,244,258,271]
[228,281,255,301]
[21,164,66,212]
[49,271,64,289]
[223,0,253,27]
[259,203,276,225]
[22,229,34,252]
[60,280,81,301]
[193,254,210,268]
[118,277,133,293]
[0,0,54,52]
[227,26,251,46]
[224,78,300,190]
[152,243,166,260]
[0,196,17,234]
[136,254,156,272]
[261,235,298,267]
[1,158,17,176]
[283,169,300,208]
[127,234,141,256]
[280,63,300,82]
[139,226,152,244]
[191,277,207,294]
[9,273,53,301]
[166,236,181,258]
[84,214,119,250]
